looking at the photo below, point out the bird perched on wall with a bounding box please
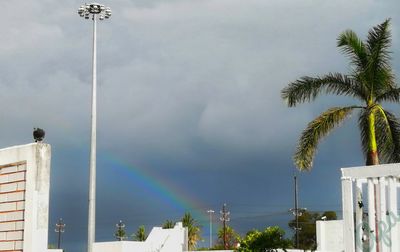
[33,128,45,142]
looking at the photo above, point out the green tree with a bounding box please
[48,244,57,249]
[238,226,292,252]
[214,225,240,249]
[132,225,147,241]
[181,212,202,250]
[162,220,175,229]
[288,210,337,250]
[281,19,400,170]
[321,211,337,220]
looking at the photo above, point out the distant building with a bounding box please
[94,222,188,252]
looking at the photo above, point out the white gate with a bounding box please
[341,164,400,252]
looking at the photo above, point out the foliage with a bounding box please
[281,19,400,170]
[237,226,292,252]
[181,212,202,250]
[288,210,337,250]
[132,225,147,241]
[214,225,240,249]
[321,211,337,220]
[197,248,225,251]
[162,220,175,229]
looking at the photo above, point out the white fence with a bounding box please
[341,163,400,252]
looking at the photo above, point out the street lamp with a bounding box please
[207,209,215,249]
[77,3,111,252]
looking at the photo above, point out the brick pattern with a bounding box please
[0,162,26,252]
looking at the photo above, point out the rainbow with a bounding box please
[102,153,209,224]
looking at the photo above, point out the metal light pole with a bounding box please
[77,3,111,252]
[207,209,214,248]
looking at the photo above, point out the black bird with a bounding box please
[33,128,45,142]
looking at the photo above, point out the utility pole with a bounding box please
[207,209,214,249]
[55,218,65,249]
[115,220,126,241]
[220,203,230,250]
[289,175,306,248]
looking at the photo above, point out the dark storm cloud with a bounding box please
[0,0,399,251]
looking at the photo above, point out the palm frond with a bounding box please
[367,19,392,68]
[337,30,368,71]
[366,19,393,93]
[373,106,394,162]
[359,106,400,164]
[358,108,370,161]
[375,68,396,90]
[375,87,400,103]
[282,73,363,107]
[382,110,400,163]
[294,106,359,170]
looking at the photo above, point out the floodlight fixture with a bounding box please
[77,3,112,20]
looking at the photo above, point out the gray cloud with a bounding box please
[0,0,399,251]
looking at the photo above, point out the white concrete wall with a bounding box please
[196,249,318,252]
[94,222,187,252]
[93,241,147,251]
[147,222,187,251]
[0,143,51,252]
[316,220,344,252]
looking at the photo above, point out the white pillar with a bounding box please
[388,177,398,252]
[342,177,355,251]
[379,177,389,252]
[355,179,363,252]
[368,178,377,251]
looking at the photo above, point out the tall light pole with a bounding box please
[207,209,214,248]
[77,3,111,252]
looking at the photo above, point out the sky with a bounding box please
[0,0,399,251]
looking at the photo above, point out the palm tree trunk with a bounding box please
[367,111,380,252]
[367,151,379,165]
[367,112,379,165]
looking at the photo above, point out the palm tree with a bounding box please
[281,19,400,171]
[216,225,240,249]
[181,212,202,250]
[162,220,175,229]
[132,225,147,241]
